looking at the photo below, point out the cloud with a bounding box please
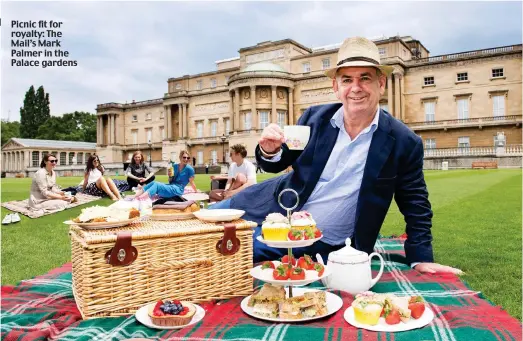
[2,1,521,121]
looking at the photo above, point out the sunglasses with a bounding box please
[182,157,190,160]
[49,160,57,163]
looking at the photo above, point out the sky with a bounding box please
[2,1,522,121]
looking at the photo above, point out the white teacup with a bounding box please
[284,125,310,150]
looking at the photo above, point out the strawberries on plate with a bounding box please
[261,261,275,270]
[408,296,426,319]
[297,255,315,270]
[281,255,296,266]
[287,229,303,241]
[385,308,401,325]
[289,267,306,280]
[313,262,325,276]
[272,264,290,280]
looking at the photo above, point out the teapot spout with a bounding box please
[315,253,329,288]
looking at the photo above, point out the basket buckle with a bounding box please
[105,232,138,266]
[216,224,240,256]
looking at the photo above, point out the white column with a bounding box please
[166,105,172,140]
[234,88,240,131]
[178,104,183,140]
[400,75,405,121]
[182,103,188,138]
[387,74,393,116]
[114,114,119,145]
[229,91,234,132]
[250,85,257,130]
[288,87,294,125]
[96,116,101,144]
[394,73,401,119]
[271,86,277,124]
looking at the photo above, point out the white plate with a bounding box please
[256,235,323,248]
[135,302,205,330]
[182,193,209,201]
[344,305,434,332]
[241,288,342,323]
[149,212,194,221]
[193,209,245,222]
[63,217,141,229]
[250,261,330,286]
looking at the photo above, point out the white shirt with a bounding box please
[228,159,257,184]
[87,168,103,184]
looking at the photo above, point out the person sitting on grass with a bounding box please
[126,151,157,189]
[29,153,76,211]
[82,155,124,201]
[134,150,198,200]
[209,144,257,202]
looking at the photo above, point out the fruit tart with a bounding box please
[148,299,196,326]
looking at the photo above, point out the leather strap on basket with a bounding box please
[216,223,240,256]
[105,232,138,266]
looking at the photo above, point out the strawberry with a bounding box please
[289,266,306,280]
[304,228,315,240]
[288,229,303,241]
[313,262,325,276]
[281,255,296,266]
[153,300,164,316]
[261,261,275,270]
[297,255,314,270]
[385,308,401,325]
[408,296,425,319]
[272,264,290,280]
[313,228,322,238]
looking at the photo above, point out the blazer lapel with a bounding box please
[356,110,396,209]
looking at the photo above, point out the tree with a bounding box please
[36,111,97,142]
[1,120,21,146]
[19,85,51,138]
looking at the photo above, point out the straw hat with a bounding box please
[324,37,394,79]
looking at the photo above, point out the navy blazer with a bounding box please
[230,103,434,264]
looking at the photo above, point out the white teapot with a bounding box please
[316,238,384,295]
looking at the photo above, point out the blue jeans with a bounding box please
[209,199,344,263]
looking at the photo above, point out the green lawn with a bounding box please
[1,169,521,320]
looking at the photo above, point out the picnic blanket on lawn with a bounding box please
[1,193,102,219]
[1,236,521,341]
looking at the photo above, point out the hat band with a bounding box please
[337,56,379,66]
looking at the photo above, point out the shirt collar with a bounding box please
[330,106,380,132]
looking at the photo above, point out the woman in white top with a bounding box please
[209,144,256,202]
[82,155,123,200]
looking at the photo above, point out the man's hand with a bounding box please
[223,190,233,199]
[210,175,216,180]
[139,178,146,183]
[259,123,285,154]
[414,262,463,275]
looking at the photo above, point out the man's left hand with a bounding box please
[414,262,463,275]
[223,190,233,199]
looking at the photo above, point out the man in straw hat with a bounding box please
[211,37,461,275]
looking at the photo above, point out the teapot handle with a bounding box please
[369,252,384,288]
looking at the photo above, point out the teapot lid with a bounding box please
[328,238,368,263]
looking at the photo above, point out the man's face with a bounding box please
[332,67,386,117]
[230,152,241,163]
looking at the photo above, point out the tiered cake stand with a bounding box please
[241,189,343,322]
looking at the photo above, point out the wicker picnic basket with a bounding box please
[69,217,257,319]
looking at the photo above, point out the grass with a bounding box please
[1,169,521,320]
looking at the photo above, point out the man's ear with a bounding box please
[332,78,340,100]
[379,75,387,96]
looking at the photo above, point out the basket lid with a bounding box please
[69,217,257,246]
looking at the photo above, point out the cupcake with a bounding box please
[290,211,316,231]
[351,292,385,326]
[261,213,291,241]
[148,299,196,327]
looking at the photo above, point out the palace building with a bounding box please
[95,35,522,170]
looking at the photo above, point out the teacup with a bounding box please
[284,125,310,150]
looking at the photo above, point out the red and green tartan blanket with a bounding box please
[2,236,521,341]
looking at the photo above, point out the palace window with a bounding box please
[211,150,217,164]
[146,128,152,143]
[210,78,216,88]
[60,152,66,165]
[457,98,469,120]
[302,62,311,73]
[146,113,152,120]
[457,72,468,82]
[160,111,164,119]
[458,136,470,149]
[32,151,39,167]
[77,153,83,165]
[379,48,387,57]
[197,151,203,165]
[196,80,202,90]
[85,153,91,164]
[160,126,165,140]
[423,76,434,86]
[492,68,504,78]
[424,138,436,150]
[322,58,330,70]
[277,111,286,129]
[424,101,436,122]
[132,129,138,144]
[68,152,74,165]
[175,83,182,90]
[244,112,252,130]
[224,118,230,135]
[210,120,217,136]
[197,122,203,138]
[259,111,269,129]
[132,115,137,122]
[492,95,505,119]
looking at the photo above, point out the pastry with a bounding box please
[152,201,199,216]
[72,206,140,223]
[148,299,196,326]
[290,211,316,231]
[351,292,385,325]
[261,213,290,241]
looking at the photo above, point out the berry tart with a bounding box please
[148,299,196,327]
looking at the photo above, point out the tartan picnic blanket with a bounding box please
[1,236,521,341]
